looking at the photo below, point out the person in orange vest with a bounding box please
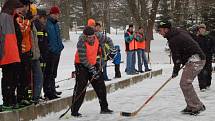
[71,25,114,117]
[124,24,138,75]
[0,0,24,111]
[15,0,37,106]
[135,27,151,73]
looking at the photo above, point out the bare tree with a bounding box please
[145,0,160,52]
[59,0,71,41]
[82,0,93,25]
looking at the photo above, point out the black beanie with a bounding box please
[83,26,95,36]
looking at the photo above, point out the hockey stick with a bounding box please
[120,76,173,117]
[120,66,184,117]
[59,64,104,119]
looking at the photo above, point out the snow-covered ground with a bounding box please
[1,31,215,121]
[34,67,215,121]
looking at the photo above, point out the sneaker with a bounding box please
[46,94,60,100]
[138,70,144,73]
[200,88,206,92]
[190,105,206,116]
[71,112,82,117]
[104,79,112,81]
[19,100,32,107]
[114,76,121,78]
[145,69,152,72]
[55,91,62,95]
[181,107,192,114]
[1,105,13,111]
[100,108,113,114]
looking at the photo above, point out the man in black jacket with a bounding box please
[158,20,206,115]
[194,24,215,91]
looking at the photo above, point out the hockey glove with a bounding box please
[107,48,117,60]
[171,71,178,78]
[89,66,100,80]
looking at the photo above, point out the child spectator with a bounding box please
[113,45,121,78]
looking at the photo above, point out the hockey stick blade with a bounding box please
[120,112,136,117]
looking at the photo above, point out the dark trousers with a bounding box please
[71,64,108,113]
[17,60,32,102]
[1,63,19,105]
[198,60,212,90]
[115,64,121,78]
[43,52,60,97]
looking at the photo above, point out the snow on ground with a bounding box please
[1,31,215,121]
[34,65,215,121]
[31,32,215,121]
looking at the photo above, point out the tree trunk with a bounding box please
[174,0,183,26]
[127,0,142,28]
[145,0,160,52]
[103,0,110,33]
[59,0,71,41]
[140,0,148,28]
[82,0,92,25]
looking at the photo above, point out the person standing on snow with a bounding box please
[71,19,115,117]
[158,20,206,115]
[43,6,64,100]
[95,22,111,81]
[194,24,215,91]
[0,0,24,110]
[134,27,151,73]
[124,24,138,75]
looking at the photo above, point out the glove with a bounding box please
[130,35,134,40]
[25,11,33,20]
[172,71,178,78]
[107,48,117,60]
[89,66,100,80]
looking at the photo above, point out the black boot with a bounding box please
[71,112,82,117]
[100,108,113,114]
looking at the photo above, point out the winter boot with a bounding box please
[100,108,113,114]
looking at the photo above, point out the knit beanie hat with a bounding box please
[50,6,60,14]
[87,19,96,27]
[83,26,95,36]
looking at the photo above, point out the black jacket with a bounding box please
[34,19,49,62]
[165,28,206,73]
[194,33,215,60]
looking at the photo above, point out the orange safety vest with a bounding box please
[135,32,146,49]
[127,32,137,51]
[75,36,99,65]
[16,16,32,53]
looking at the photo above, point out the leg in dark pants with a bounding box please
[1,63,18,106]
[71,65,89,113]
[71,65,109,114]
[198,60,212,90]
[43,52,60,98]
[90,72,108,110]
[17,60,32,102]
[115,64,121,78]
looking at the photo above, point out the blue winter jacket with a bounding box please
[113,45,121,65]
[46,16,64,55]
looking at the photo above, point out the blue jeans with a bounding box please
[32,60,43,101]
[126,50,136,74]
[137,49,149,71]
[102,60,109,80]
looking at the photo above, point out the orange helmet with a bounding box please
[87,18,96,27]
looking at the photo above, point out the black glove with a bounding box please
[172,71,178,78]
[89,66,100,79]
[107,48,117,60]
[25,11,33,20]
